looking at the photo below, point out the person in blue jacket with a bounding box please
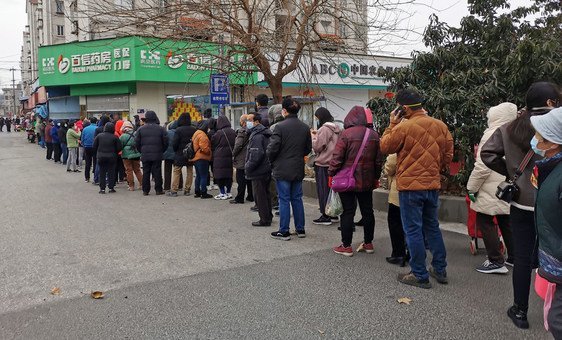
[51,122,61,163]
[81,118,97,182]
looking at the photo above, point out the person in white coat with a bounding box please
[467,102,517,274]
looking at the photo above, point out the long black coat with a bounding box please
[172,114,196,166]
[135,111,168,162]
[58,126,68,144]
[245,124,272,180]
[93,123,122,162]
[266,114,312,181]
[211,116,236,179]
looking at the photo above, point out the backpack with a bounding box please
[183,140,195,160]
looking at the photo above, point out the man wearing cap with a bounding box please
[530,107,562,339]
[380,88,454,289]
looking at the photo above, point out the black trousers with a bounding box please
[388,203,406,257]
[164,159,174,191]
[53,143,61,162]
[340,191,375,247]
[46,142,53,160]
[314,165,330,216]
[252,178,273,223]
[510,206,538,310]
[142,160,163,194]
[476,213,513,264]
[98,159,116,191]
[235,168,253,202]
[115,156,125,181]
[84,147,95,181]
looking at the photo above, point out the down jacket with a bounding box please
[328,106,383,192]
[245,124,272,180]
[172,114,197,166]
[312,122,341,167]
[93,123,122,162]
[134,111,168,162]
[232,127,250,170]
[380,111,453,191]
[466,103,517,215]
[191,121,212,162]
[211,116,237,179]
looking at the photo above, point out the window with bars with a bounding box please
[56,25,64,36]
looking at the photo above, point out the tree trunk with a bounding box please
[267,77,284,104]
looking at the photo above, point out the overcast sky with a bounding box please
[0,0,533,88]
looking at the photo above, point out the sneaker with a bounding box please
[194,192,201,198]
[252,221,271,227]
[183,190,191,196]
[214,194,225,200]
[167,191,178,197]
[313,215,332,226]
[108,189,116,193]
[73,169,81,173]
[85,179,90,183]
[201,193,213,199]
[271,231,291,241]
[357,242,374,254]
[507,305,529,329]
[398,272,432,289]
[476,260,508,274]
[99,190,106,194]
[128,186,134,191]
[296,230,306,238]
[505,258,514,267]
[330,216,339,222]
[333,244,353,257]
[225,193,233,199]
[429,267,449,284]
[66,169,72,172]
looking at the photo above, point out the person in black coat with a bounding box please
[58,121,69,164]
[5,118,11,132]
[135,110,168,195]
[267,98,312,240]
[0,117,4,132]
[93,122,122,194]
[211,115,236,199]
[170,113,197,196]
[245,113,273,226]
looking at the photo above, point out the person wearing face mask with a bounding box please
[245,113,273,226]
[51,121,61,163]
[529,107,562,339]
[58,121,69,165]
[231,114,253,204]
[481,81,561,329]
[311,107,341,225]
[380,88,454,289]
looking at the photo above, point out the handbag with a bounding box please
[495,150,534,203]
[331,128,371,192]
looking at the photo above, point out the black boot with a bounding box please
[507,305,529,329]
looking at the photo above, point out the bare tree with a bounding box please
[76,0,417,103]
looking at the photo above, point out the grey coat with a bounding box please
[232,127,250,169]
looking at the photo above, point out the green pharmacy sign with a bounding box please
[38,36,256,86]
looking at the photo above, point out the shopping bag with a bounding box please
[326,190,343,217]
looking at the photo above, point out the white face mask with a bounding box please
[246,121,254,130]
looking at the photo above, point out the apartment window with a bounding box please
[115,0,134,10]
[56,25,64,36]
[55,0,64,14]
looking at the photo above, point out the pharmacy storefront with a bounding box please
[257,54,411,125]
[38,36,255,123]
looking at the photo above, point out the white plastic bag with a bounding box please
[326,190,343,217]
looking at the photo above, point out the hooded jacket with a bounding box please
[191,120,212,162]
[312,122,341,167]
[380,109,453,191]
[328,106,383,191]
[245,124,272,180]
[232,126,250,169]
[93,122,122,162]
[163,121,177,161]
[267,114,312,181]
[172,114,197,166]
[467,103,517,215]
[211,116,237,179]
[119,128,141,159]
[58,125,68,144]
[134,111,168,162]
[51,124,60,143]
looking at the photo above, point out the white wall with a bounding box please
[131,82,208,124]
[319,88,370,122]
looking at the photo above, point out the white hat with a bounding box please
[530,107,562,145]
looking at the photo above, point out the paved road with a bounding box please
[0,132,550,339]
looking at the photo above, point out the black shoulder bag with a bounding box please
[495,150,535,203]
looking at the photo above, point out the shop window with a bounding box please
[56,25,64,36]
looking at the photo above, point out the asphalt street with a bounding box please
[0,131,551,339]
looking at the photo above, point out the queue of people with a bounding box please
[30,86,562,337]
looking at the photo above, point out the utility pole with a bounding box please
[10,68,17,118]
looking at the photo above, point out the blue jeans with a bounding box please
[61,143,68,164]
[194,160,209,194]
[399,190,447,280]
[276,180,305,233]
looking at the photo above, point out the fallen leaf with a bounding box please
[91,291,104,299]
[318,330,325,335]
[397,297,412,305]
[50,287,61,295]
[356,243,365,252]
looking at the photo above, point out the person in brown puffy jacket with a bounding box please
[191,120,213,199]
[380,88,453,289]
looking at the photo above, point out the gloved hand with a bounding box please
[468,192,477,203]
[328,176,333,188]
